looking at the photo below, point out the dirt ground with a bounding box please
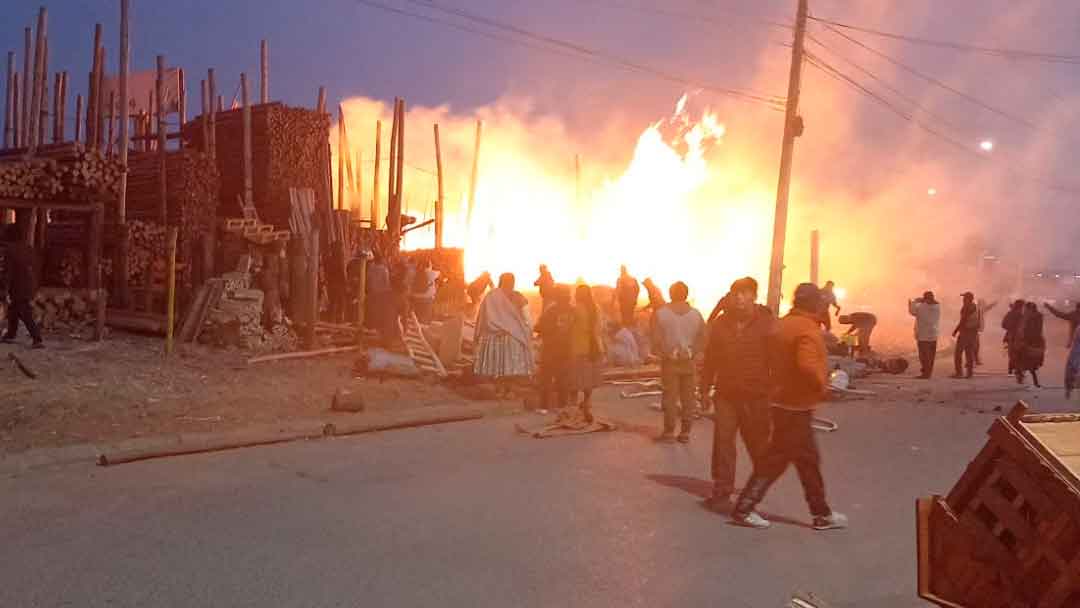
[0,331,493,455]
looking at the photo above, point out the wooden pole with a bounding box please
[89,204,105,340]
[118,0,131,216]
[4,52,13,148]
[199,79,209,154]
[95,46,106,150]
[337,104,346,211]
[207,68,216,160]
[387,100,398,232]
[467,119,483,230]
[387,99,403,246]
[765,0,808,314]
[177,68,186,149]
[810,229,820,285]
[28,8,47,152]
[372,120,381,229]
[217,95,223,112]
[21,27,30,147]
[10,74,18,149]
[355,149,363,219]
[434,123,444,249]
[316,86,326,114]
[74,94,83,142]
[241,72,253,209]
[260,39,269,104]
[56,71,66,142]
[38,70,47,146]
[356,256,367,330]
[305,227,320,348]
[165,227,178,355]
[106,91,115,155]
[156,55,167,223]
[88,23,102,151]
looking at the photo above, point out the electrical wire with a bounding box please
[808,15,1080,65]
[579,0,792,31]
[358,0,786,109]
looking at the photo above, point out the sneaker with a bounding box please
[812,512,849,530]
[730,511,771,529]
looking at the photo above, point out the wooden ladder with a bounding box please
[399,311,448,377]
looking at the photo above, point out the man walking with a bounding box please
[952,292,979,379]
[615,265,640,329]
[1,224,43,348]
[818,280,841,331]
[909,291,941,378]
[729,283,846,530]
[702,277,774,512]
[652,281,705,443]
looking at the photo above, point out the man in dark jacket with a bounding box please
[615,265,640,328]
[1,224,43,348]
[952,292,979,379]
[702,277,774,512]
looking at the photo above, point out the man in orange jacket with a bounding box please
[729,283,847,531]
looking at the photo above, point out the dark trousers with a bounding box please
[954,332,977,376]
[536,359,569,409]
[4,298,42,343]
[734,408,830,518]
[711,397,772,498]
[917,340,937,377]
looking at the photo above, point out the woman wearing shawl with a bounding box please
[473,273,535,396]
[567,284,606,422]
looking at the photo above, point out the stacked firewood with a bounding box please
[28,288,104,338]
[0,147,123,201]
[126,219,167,287]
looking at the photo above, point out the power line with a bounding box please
[580,0,792,31]
[374,0,786,109]
[808,15,1080,65]
[803,51,1080,195]
[820,23,1040,131]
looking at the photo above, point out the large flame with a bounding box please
[334,94,777,310]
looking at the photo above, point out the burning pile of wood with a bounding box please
[28,287,105,338]
[0,146,123,201]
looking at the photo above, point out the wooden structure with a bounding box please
[917,402,1080,607]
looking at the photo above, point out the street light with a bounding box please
[980,139,994,152]
[927,187,938,197]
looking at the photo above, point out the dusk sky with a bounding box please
[5,1,1080,268]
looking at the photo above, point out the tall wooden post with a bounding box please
[199,79,209,154]
[52,71,63,142]
[106,91,115,155]
[316,86,326,114]
[765,0,808,314]
[89,204,105,340]
[434,123,444,249]
[95,46,106,150]
[156,55,167,223]
[810,229,820,285]
[165,227,178,355]
[21,27,30,147]
[74,94,83,142]
[28,8,47,152]
[38,38,48,146]
[372,120,381,229]
[88,23,102,150]
[305,227,320,348]
[177,68,186,149]
[337,104,346,211]
[388,99,404,247]
[355,149,363,217]
[387,101,398,233]
[118,0,130,220]
[207,68,217,160]
[4,52,14,148]
[467,119,483,230]
[10,76,18,149]
[259,39,269,104]
[241,73,253,210]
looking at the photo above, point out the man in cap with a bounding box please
[952,292,979,379]
[909,291,941,379]
[730,283,847,530]
[730,282,846,531]
[702,277,775,512]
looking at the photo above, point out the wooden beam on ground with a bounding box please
[247,345,360,365]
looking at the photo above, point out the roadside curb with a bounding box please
[1,405,486,474]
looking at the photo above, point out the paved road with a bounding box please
[3,376,1031,608]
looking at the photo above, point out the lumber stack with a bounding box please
[917,402,1080,607]
[0,148,123,202]
[28,287,106,338]
[186,103,331,230]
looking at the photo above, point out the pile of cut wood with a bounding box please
[196,275,298,352]
[28,287,105,338]
[0,146,123,201]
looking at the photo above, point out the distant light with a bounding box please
[927,187,938,196]
[980,139,994,152]
[834,287,847,301]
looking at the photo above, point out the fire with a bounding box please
[335,94,778,311]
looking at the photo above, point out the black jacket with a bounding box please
[2,242,36,300]
[703,304,776,401]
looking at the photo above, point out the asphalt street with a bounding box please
[0,378,1030,608]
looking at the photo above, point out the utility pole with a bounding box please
[810,229,820,285]
[765,0,808,314]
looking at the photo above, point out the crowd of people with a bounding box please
[467,265,846,531]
